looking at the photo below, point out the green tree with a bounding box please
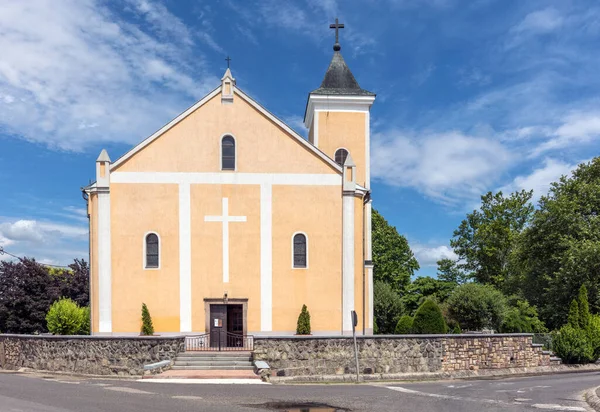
[400,276,456,316]
[447,283,508,331]
[436,258,468,284]
[552,325,595,364]
[372,209,419,292]
[46,298,84,335]
[141,303,154,336]
[395,315,413,334]
[517,158,600,328]
[411,299,447,334]
[450,190,534,290]
[296,304,311,335]
[373,280,403,334]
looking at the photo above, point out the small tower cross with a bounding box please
[225,56,232,69]
[330,18,345,45]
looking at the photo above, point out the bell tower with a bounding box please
[304,18,376,189]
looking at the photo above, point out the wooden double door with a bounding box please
[209,304,243,348]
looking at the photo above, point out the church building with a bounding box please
[84,22,376,339]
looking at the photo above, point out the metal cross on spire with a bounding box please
[330,18,344,51]
[225,56,232,69]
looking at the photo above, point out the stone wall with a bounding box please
[253,334,550,377]
[0,334,185,376]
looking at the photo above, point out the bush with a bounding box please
[395,315,413,334]
[46,298,84,335]
[578,285,591,329]
[552,324,595,364]
[373,320,379,335]
[587,315,600,360]
[374,280,403,334]
[141,303,154,336]
[411,299,447,334]
[500,299,547,333]
[79,306,90,335]
[567,299,580,328]
[296,304,311,335]
[447,283,507,331]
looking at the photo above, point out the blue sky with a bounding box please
[0,0,599,276]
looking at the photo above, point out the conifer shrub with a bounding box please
[373,320,379,335]
[395,315,413,334]
[411,299,447,334]
[296,304,311,335]
[552,324,594,364]
[567,299,580,328]
[578,285,591,329]
[141,303,155,336]
[46,298,84,335]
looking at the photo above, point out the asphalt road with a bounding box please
[0,371,599,411]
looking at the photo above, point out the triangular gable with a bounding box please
[111,85,342,173]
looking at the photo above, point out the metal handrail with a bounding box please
[185,331,254,351]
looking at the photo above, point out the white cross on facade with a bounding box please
[204,197,247,283]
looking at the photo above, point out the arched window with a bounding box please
[145,233,159,269]
[221,135,236,170]
[293,233,307,268]
[335,148,349,166]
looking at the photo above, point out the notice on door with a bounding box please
[214,319,223,327]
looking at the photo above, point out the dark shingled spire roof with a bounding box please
[311,49,374,96]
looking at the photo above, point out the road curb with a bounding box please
[269,364,600,384]
[585,386,600,411]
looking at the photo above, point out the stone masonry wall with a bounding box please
[254,334,550,377]
[0,334,185,376]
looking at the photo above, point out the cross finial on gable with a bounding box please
[225,56,232,69]
[330,18,344,51]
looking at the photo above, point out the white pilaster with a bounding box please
[96,150,112,334]
[365,199,373,330]
[260,183,273,332]
[342,155,357,334]
[179,183,192,332]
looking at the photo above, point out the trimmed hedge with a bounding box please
[395,315,413,334]
[411,299,447,334]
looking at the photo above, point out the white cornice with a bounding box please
[304,94,376,129]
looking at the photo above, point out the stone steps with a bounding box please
[171,365,255,371]
[171,351,255,372]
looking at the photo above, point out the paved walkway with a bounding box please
[148,369,259,380]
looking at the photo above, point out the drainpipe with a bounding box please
[362,190,371,336]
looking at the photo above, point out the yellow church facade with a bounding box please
[84,36,376,338]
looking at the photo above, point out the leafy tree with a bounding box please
[411,300,447,334]
[296,304,311,335]
[578,285,591,329]
[54,259,90,308]
[0,258,59,334]
[373,280,403,334]
[500,299,547,333]
[568,299,580,328]
[372,209,419,292]
[395,315,413,334]
[436,258,468,284]
[141,303,155,336]
[447,283,507,331]
[400,276,456,316]
[450,190,534,290]
[46,298,84,335]
[517,158,600,328]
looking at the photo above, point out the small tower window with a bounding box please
[221,135,236,170]
[293,233,307,269]
[145,233,159,269]
[335,148,349,166]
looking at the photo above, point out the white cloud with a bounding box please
[0,0,218,150]
[0,220,87,244]
[499,158,579,202]
[371,130,512,204]
[530,111,600,157]
[413,244,457,267]
[513,8,564,34]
